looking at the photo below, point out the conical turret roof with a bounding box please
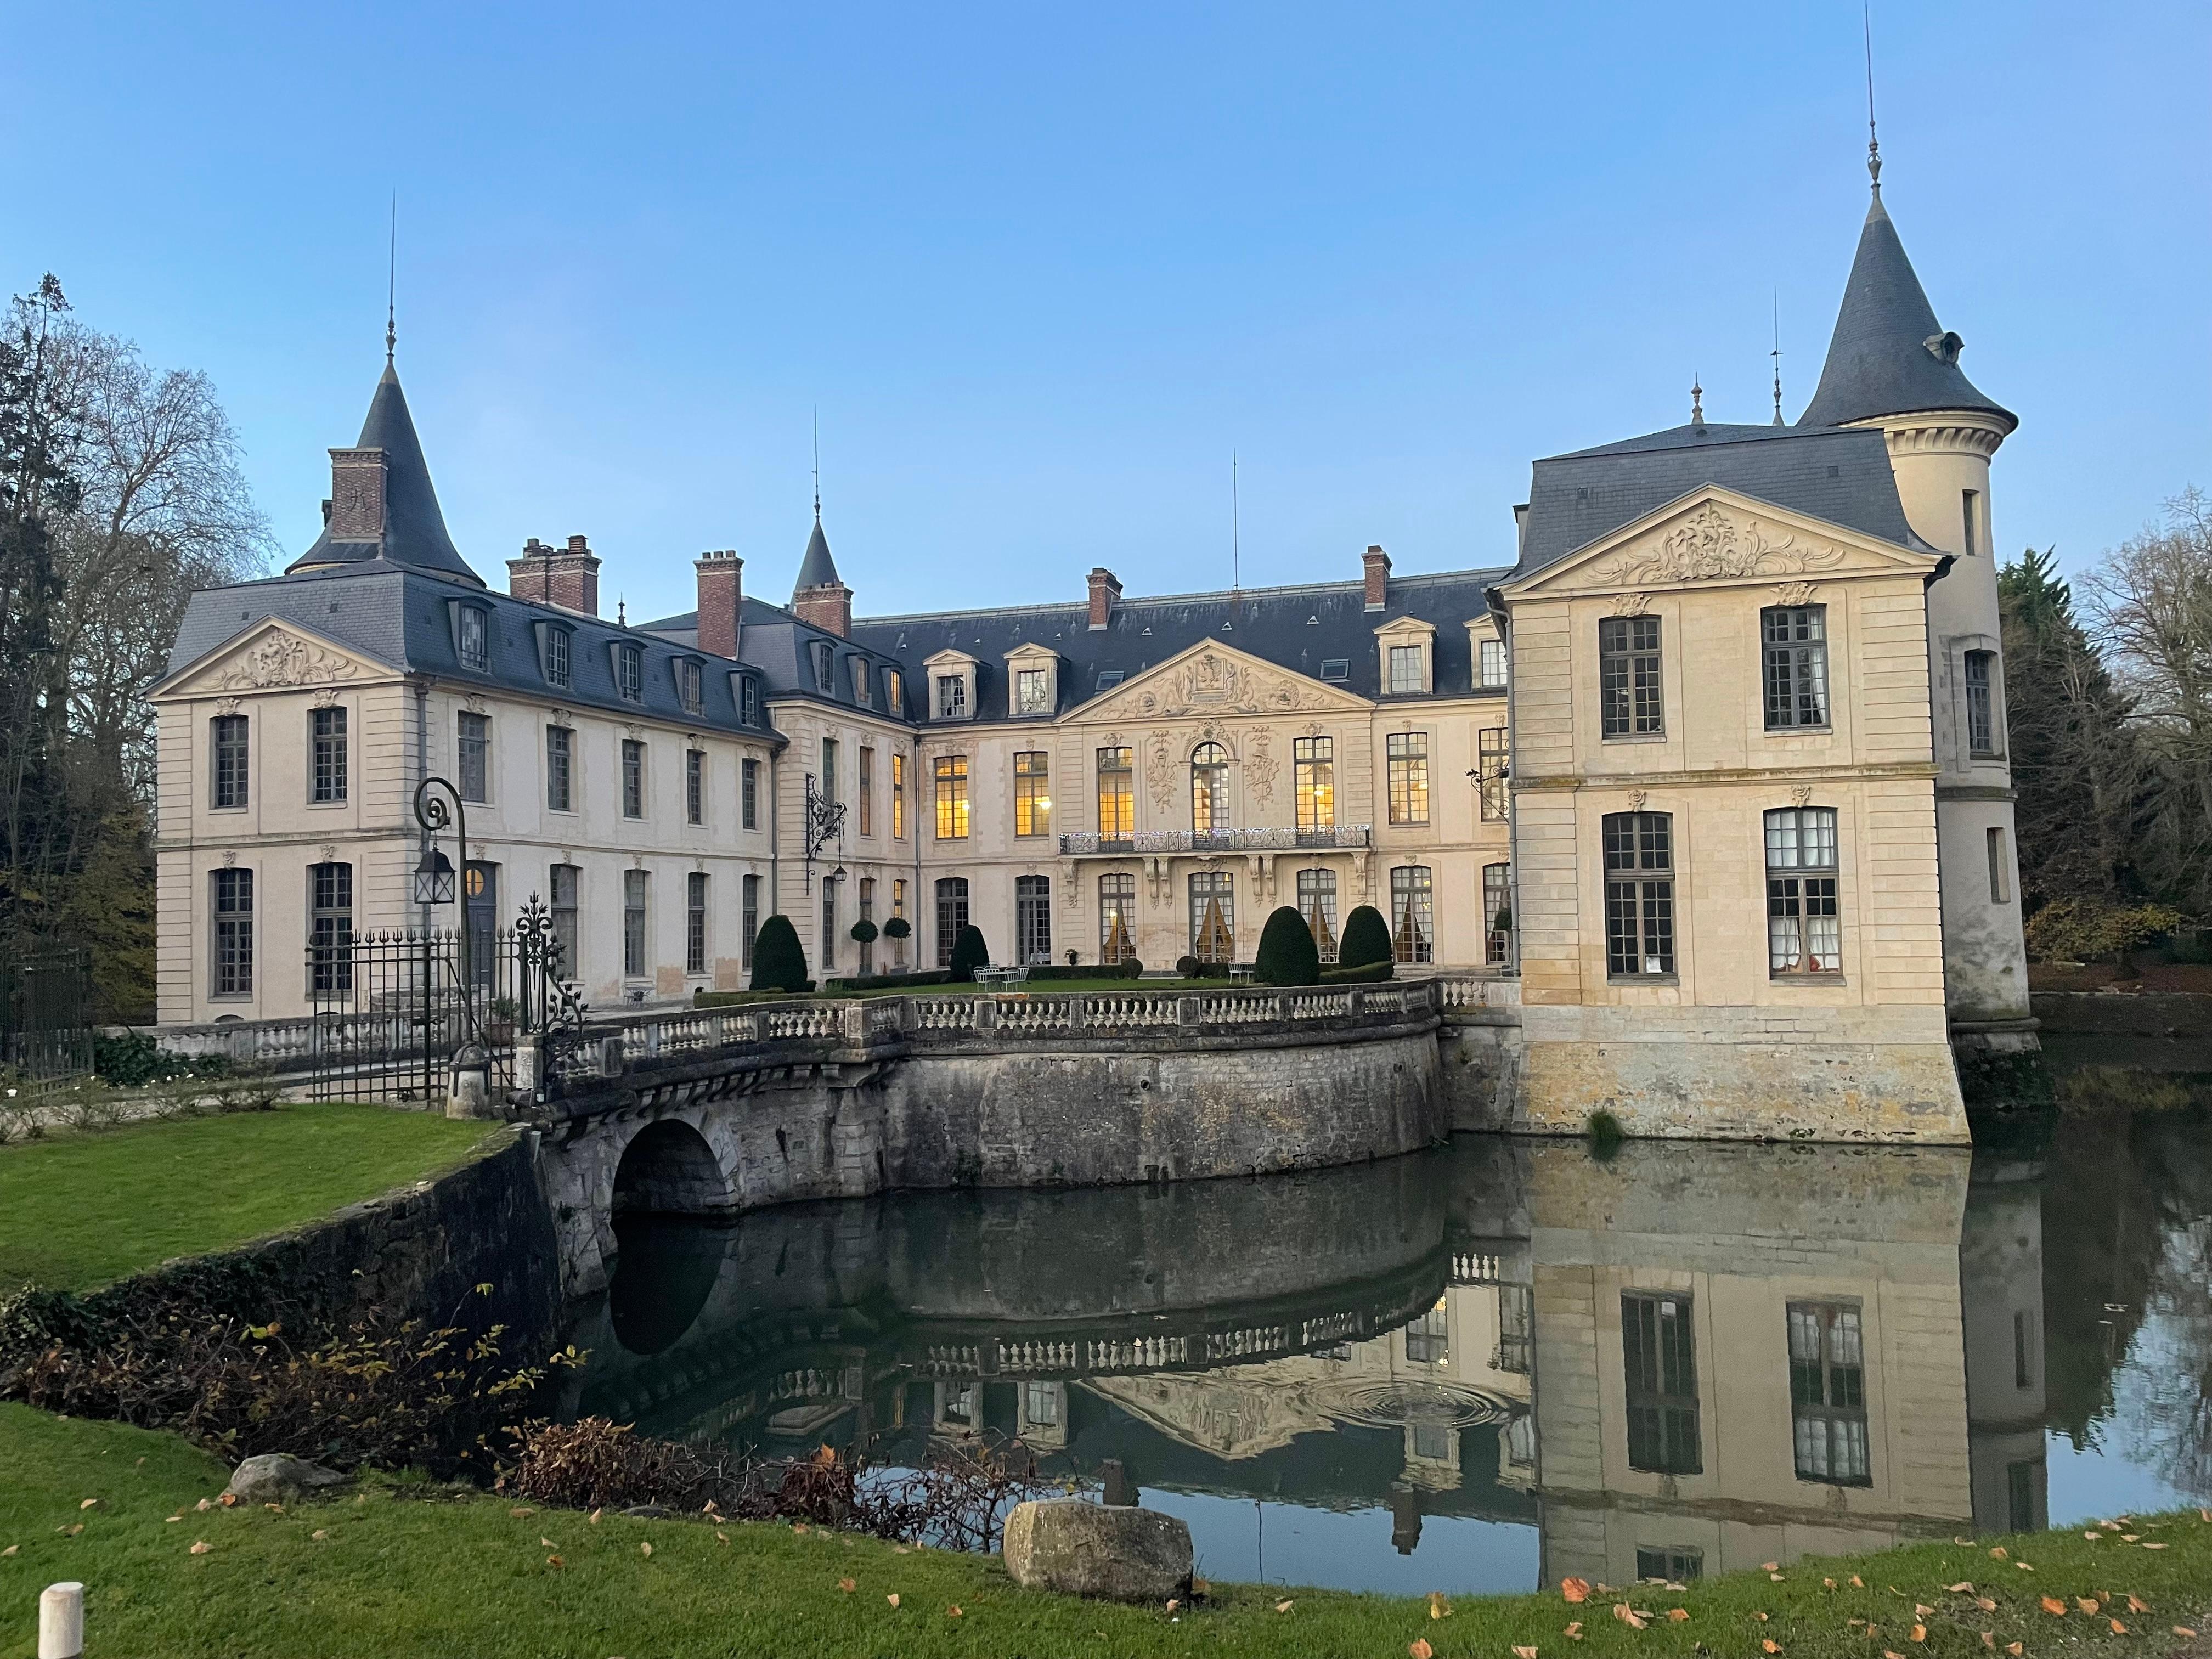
[794,512,843,592]
[1798,189,2013,432]
[287,359,483,585]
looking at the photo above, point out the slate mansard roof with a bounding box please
[639,594,913,720]
[286,362,484,587]
[1510,420,1935,582]
[166,565,782,742]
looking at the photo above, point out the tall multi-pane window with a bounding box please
[1391,866,1434,963]
[935,674,966,719]
[677,658,703,715]
[887,668,904,713]
[544,628,571,689]
[1483,862,1511,964]
[812,643,835,693]
[935,877,970,968]
[549,864,580,977]
[1479,636,1508,689]
[211,715,249,808]
[1762,606,1830,729]
[1190,743,1231,833]
[1603,811,1675,977]
[622,739,645,819]
[1387,644,1425,694]
[1097,747,1135,839]
[1497,1284,1534,1374]
[819,877,837,974]
[458,712,490,804]
[1599,616,1664,737]
[1015,668,1051,716]
[1964,650,1997,755]
[1188,872,1235,963]
[892,878,906,921]
[740,873,760,969]
[1404,1299,1450,1363]
[1788,1301,1870,1486]
[1099,872,1137,963]
[1767,807,1842,975]
[857,877,876,971]
[858,747,874,836]
[1014,751,1051,838]
[1296,868,1339,962]
[934,755,969,840]
[308,862,353,995]
[741,757,759,830]
[457,606,488,672]
[686,872,709,974]
[211,867,253,996]
[685,749,704,825]
[850,658,871,707]
[1622,1291,1702,1474]
[1015,874,1052,963]
[820,738,838,803]
[311,707,348,803]
[546,726,573,812]
[738,676,759,724]
[1295,737,1335,833]
[1387,732,1429,825]
[616,645,643,703]
[622,870,648,978]
[1478,727,1508,819]
[891,752,907,839]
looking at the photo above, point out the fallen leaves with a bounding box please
[2110,1618,2128,1634]
[0,1546,14,1558]
[885,1594,901,1609]
[1911,1625,1928,1643]
[2128,1595,2149,1613]
[1975,1597,1997,1612]
[1564,1622,1583,1641]
[1946,1582,1975,1593]
[1561,1578,1592,1604]
[509,1506,534,1518]
[2175,1628,2199,1640]
[1613,1604,1648,1630]
[1762,1561,1780,1572]
[639,1542,652,1558]
[838,1578,855,1593]
[78,1498,98,1510]
[1667,1608,1690,1622]
[2005,1644,2023,1656]
[1511,1646,1536,1659]
[311,1529,329,1542]
[1851,1576,1866,1588]
[1429,1593,1452,1620]
[2141,1542,2168,1550]
[1989,1547,2008,1560]
[1408,1641,1434,1659]
[189,1540,210,1555]
[2040,1597,2067,1616]
[194,1499,212,1513]
[545,1554,563,1568]
[2075,1597,2100,1613]
[1274,1600,1295,1615]
[1760,1640,1781,1654]
[947,1606,963,1619]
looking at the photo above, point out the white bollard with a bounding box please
[39,1581,84,1659]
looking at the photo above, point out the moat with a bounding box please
[552,1055,2211,1596]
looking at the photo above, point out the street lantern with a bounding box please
[414,845,457,906]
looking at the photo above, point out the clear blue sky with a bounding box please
[4,3,2205,623]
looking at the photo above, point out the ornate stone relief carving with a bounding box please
[1596,505,1848,586]
[214,696,242,716]
[319,843,337,863]
[1144,731,1177,810]
[212,629,365,692]
[311,687,342,709]
[1245,729,1280,805]
[1119,648,1340,719]
[549,708,574,729]
[622,723,644,742]
[1773,581,1819,608]
[463,693,489,714]
[1627,789,1648,811]
[1791,785,1815,808]
[1301,720,1325,738]
[1611,592,1652,617]
[222,849,237,868]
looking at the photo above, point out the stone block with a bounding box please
[1001,1498,1192,1602]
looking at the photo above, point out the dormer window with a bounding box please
[733,673,760,726]
[1388,644,1425,694]
[615,644,643,703]
[675,657,703,715]
[812,641,836,694]
[887,668,904,712]
[541,625,572,689]
[1480,637,1507,689]
[1376,616,1438,696]
[1319,659,1350,683]
[1015,668,1051,715]
[852,658,872,707]
[936,675,967,719]
[455,605,489,673]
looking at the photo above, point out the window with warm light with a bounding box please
[934,755,969,839]
[1097,747,1134,838]
[1191,743,1231,833]
[1294,736,1334,832]
[1014,751,1051,837]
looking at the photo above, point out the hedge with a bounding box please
[1320,958,1395,984]
[1338,904,1392,970]
[748,914,809,992]
[946,925,991,983]
[1255,906,1321,986]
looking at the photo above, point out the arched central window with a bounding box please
[1191,742,1231,834]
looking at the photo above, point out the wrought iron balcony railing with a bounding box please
[1057,825,1372,857]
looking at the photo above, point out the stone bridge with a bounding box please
[520,977,1521,1295]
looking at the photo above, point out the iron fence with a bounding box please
[0,949,95,1093]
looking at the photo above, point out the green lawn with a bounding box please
[0,1104,495,1291]
[4,1404,2208,1659]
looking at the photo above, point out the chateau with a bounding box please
[150,156,2033,1135]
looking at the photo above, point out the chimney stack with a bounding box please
[325,448,388,541]
[1362,544,1392,612]
[1087,567,1122,631]
[507,533,601,617]
[695,550,744,659]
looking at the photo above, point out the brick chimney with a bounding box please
[695,550,744,659]
[1087,567,1122,631]
[325,448,387,541]
[1362,544,1392,612]
[507,534,601,617]
[791,582,851,639]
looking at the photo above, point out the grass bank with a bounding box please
[0,1103,494,1291]
[4,1405,2208,1659]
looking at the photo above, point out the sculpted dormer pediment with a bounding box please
[1078,640,1370,724]
[1502,486,1941,600]
[154,618,394,700]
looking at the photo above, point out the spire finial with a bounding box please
[1771,291,1785,425]
[385,194,397,362]
[1864,4,1882,194]
[811,406,821,521]
[1690,375,1705,426]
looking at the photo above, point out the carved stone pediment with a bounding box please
[1595,504,1848,588]
[1085,642,1367,725]
[185,623,375,694]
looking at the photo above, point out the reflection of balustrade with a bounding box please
[1058,825,1372,857]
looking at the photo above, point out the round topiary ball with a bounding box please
[1255,905,1322,986]
[849,918,878,945]
[881,915,911,940]
[1175,954,1201,979]
[1338,904,1393,970]
[749,914,810,993]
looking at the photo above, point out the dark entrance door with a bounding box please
[465,861,498,989]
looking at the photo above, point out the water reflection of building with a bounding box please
[1525,1141,1976,1585]
[1960,1145,2048,1534]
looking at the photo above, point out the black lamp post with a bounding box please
[412,776,473,1023]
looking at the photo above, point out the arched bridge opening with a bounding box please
[612,1119,733,1218]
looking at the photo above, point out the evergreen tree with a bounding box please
[1338,904,1392,970]
[1999,546,2151,911]
[947,923,990,982]
[1255,905,1321,985]
[749,913,809,992]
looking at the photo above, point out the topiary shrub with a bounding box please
[749,914,809,993]
[1175,954,1201,979]
[881,916,911,941]
[1319,958,1393,984]
[849,919,878,946]
[1255,905,1321,986]
[946,924,991,983]
[1338,904,1392,970]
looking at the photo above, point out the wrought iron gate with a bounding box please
[0,949,95,1093]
